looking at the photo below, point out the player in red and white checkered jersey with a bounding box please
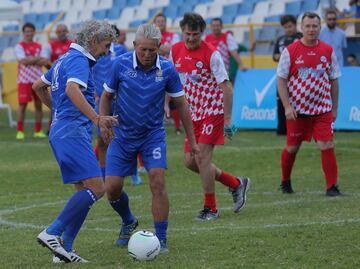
[15,22,48,140]
[205,18,245,73]
[277,12,342,196]
[171,13,250,221]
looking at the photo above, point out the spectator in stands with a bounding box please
[44,24,73,134]
[154,13,182,135]
[205,18,246,74]
[226,30,249,83]
[347,53,359,66]
[15,22,48,140]
[320,9,347,66]
[171,12,250,221]
[349,0,360,34]
[277,12,342,197]
[33,19,118,263]
[273,15,302,136]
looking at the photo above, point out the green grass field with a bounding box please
[1,121,360,269]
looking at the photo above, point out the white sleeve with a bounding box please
[171,33,180,45]
[330,50,341,80]
[15,44,26,60]
[41,44,51,59]
[169,50,173,63]
[210,50,229,84]
[227,33,238,51]
[277,48,290,79]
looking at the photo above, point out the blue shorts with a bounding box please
[50,137,102,184]
[106,129,166,177]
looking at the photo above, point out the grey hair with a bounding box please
[135,24,161,46]
[75,20,116,51]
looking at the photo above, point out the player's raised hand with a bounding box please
[190,143,200,158]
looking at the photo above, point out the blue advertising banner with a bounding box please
[232,68,360,130]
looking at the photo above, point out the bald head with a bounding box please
[55,24,69,42]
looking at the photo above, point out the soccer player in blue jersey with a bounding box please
[32,20,118,263]
[100,24,199,253]
[92,25,142,186]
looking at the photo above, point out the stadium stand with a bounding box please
[0,0,358,62]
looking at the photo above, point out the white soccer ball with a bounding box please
[128,230,160,261]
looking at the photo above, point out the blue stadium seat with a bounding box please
[302,0,319,12]
[223,4,239,20]
[3,25,19,32]
[8,36,19,46]
[107,8,121,20]
[184,0,198,5]
[221,15,234,24]
[265,15,281,23]
[38,13,51,24]
[259,27,278,41]
[113,0,127,8]
[24,13,38,24]
[129,19,148,28]
[164,5,178,19]
[178,5,194,17]
[50,12,60,21]
[148,7,161,19]
[127,0,141,7]
[93,9,108,20]
[285,1,302,16]
[238,2,254,15]
[198,0,212,3]
[170,0,184,5]
[254,42,272,54]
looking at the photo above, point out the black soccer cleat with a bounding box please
[280,180,294,194]
[326,184,342,197]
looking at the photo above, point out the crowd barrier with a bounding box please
[232,68,360,130]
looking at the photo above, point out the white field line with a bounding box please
[1,196,359,233]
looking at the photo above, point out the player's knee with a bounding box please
[90,182,105,199]
[148,170,166,196]
[318,141,334,150]
[286,145,300,154]
[105,177,123,200]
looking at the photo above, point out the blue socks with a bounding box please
[154,220,168,242]
[109,191,135,224]
[47,189,97,237]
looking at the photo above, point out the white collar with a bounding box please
[132,51,161,70]
[110,42,115,53]
[70,43,96,62]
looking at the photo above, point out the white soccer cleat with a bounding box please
[53,251,89,263]
[37,229,71,263]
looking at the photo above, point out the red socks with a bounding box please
[172,109,180,129]
[17,121,24,132]
[321,148,338,189]
[217,171,240,189]
[35,122,42,132]
[281,148,296,181]
[204,192,217,212]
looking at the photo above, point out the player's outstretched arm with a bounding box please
[32,78,52,109]
[172,96,200,157]
[65,82,118,137]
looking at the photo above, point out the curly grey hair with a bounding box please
[75,20,116,51]
[135,23,161,46]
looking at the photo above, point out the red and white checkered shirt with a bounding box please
[15,41,44,84]
[277,40,341,116]
[171,41,229,121]
[204,32,238,72]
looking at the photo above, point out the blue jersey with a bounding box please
[104,51,183,139]
[93,43,127,97]
[41,43,97,138]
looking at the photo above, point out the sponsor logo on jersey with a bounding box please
[185,56,192,60]
[295,55,304,64]
[307,51,316,56]
[175,58,181,68]
[196,61,203,69]
[320,56,327,63]
[155,69,163,82]
[125,69,137,78]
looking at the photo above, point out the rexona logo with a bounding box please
[349,106,360,122]
[241,74,277,121]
